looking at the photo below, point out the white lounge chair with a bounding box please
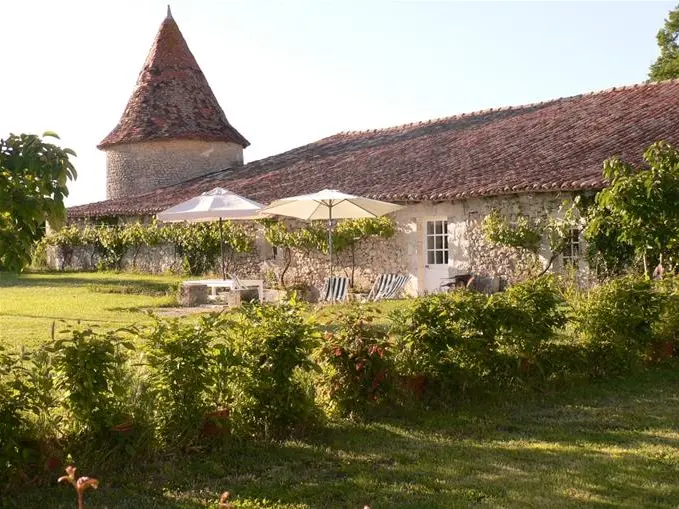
[321,276,350,303]
[367,274,410,301]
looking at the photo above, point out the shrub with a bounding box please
[492,275,567,379]
[18,346,62,443]
[226,300,319,439]
[0,346,28,485]
[571,275,664,376]
[653,276,679,347]
[30,238,50,270]
[315,304,393,417]
[391,290,499,400]
[143,314,226,445]
[51,326,135,438]
[45,225,86,270]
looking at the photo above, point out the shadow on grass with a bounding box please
[0,313,139,325]
[8,369,679,508]
[0,272,180,293]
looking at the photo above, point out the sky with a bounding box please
[1,1,675,206]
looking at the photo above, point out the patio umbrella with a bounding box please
[157,187,264,280]
[260,189,403,276]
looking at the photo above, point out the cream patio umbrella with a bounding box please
[157,187,264,280]
[260,189,404,276]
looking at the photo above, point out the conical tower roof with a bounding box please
[98,8,249,149]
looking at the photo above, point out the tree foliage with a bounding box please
[0,132,77,272]
[649,5,679,81]
[584,141,679,275]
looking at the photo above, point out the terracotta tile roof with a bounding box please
[97,9,248,149]
[73,79,679,218]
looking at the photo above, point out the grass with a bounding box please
[0,271,180,347]
[0,271,406,348]
[7,368,679,508]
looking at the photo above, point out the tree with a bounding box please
[0,132,77,272]
[649,5,679,81]
[584,141,679,275]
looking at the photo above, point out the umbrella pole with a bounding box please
[219,217,226,281]
[328,204,333,277]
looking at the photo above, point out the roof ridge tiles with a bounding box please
[339,79,678,137]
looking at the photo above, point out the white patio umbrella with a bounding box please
[260,189,403,276]
[157,187,264,280]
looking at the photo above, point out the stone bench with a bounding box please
[178,283,208,307]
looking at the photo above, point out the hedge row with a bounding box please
[2,274,678,488]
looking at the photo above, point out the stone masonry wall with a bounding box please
[261,222,413,296]
[56,192,590,298]
[47,242,261,277]
[105,139,244,199]
[386,192,587,294]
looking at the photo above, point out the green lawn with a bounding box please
[0,272,405,348]
[7,368,679,508]
[0,272,180,347]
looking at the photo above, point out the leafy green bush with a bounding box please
[653,276,679,347]
[51,326,135,437]
[572,275,664,376]
[143,314,226,445]
[18,346,62,443]
[492,275,567,376]
[0,346,29,485]
[165,221,254,276]
[226,301,320,439]
[315,304,393,417]
[45,225,86,270]
[30,238,50,270]
[391,291,499,400]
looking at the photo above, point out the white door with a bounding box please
[423,219,449,293]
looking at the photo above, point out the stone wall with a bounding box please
[105,139,244,199]
[261,222,414,296]
[397,192,589,294]
[55,191,591,297]
[47,242,261,277]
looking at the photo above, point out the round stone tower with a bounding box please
[98,7,249,200]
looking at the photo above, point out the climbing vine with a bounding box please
[481,200,581,277]
[44,221,255,275]
[261,217,396,288]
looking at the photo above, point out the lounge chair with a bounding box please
[321,276,350,303]
[230,274,264,302]
[367,273,410,301]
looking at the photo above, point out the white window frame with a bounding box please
[562,228,581,268]
[425,219,449,266]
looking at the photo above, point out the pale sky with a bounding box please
[1,1,675,206]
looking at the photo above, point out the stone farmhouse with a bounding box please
[68,9,679,294]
